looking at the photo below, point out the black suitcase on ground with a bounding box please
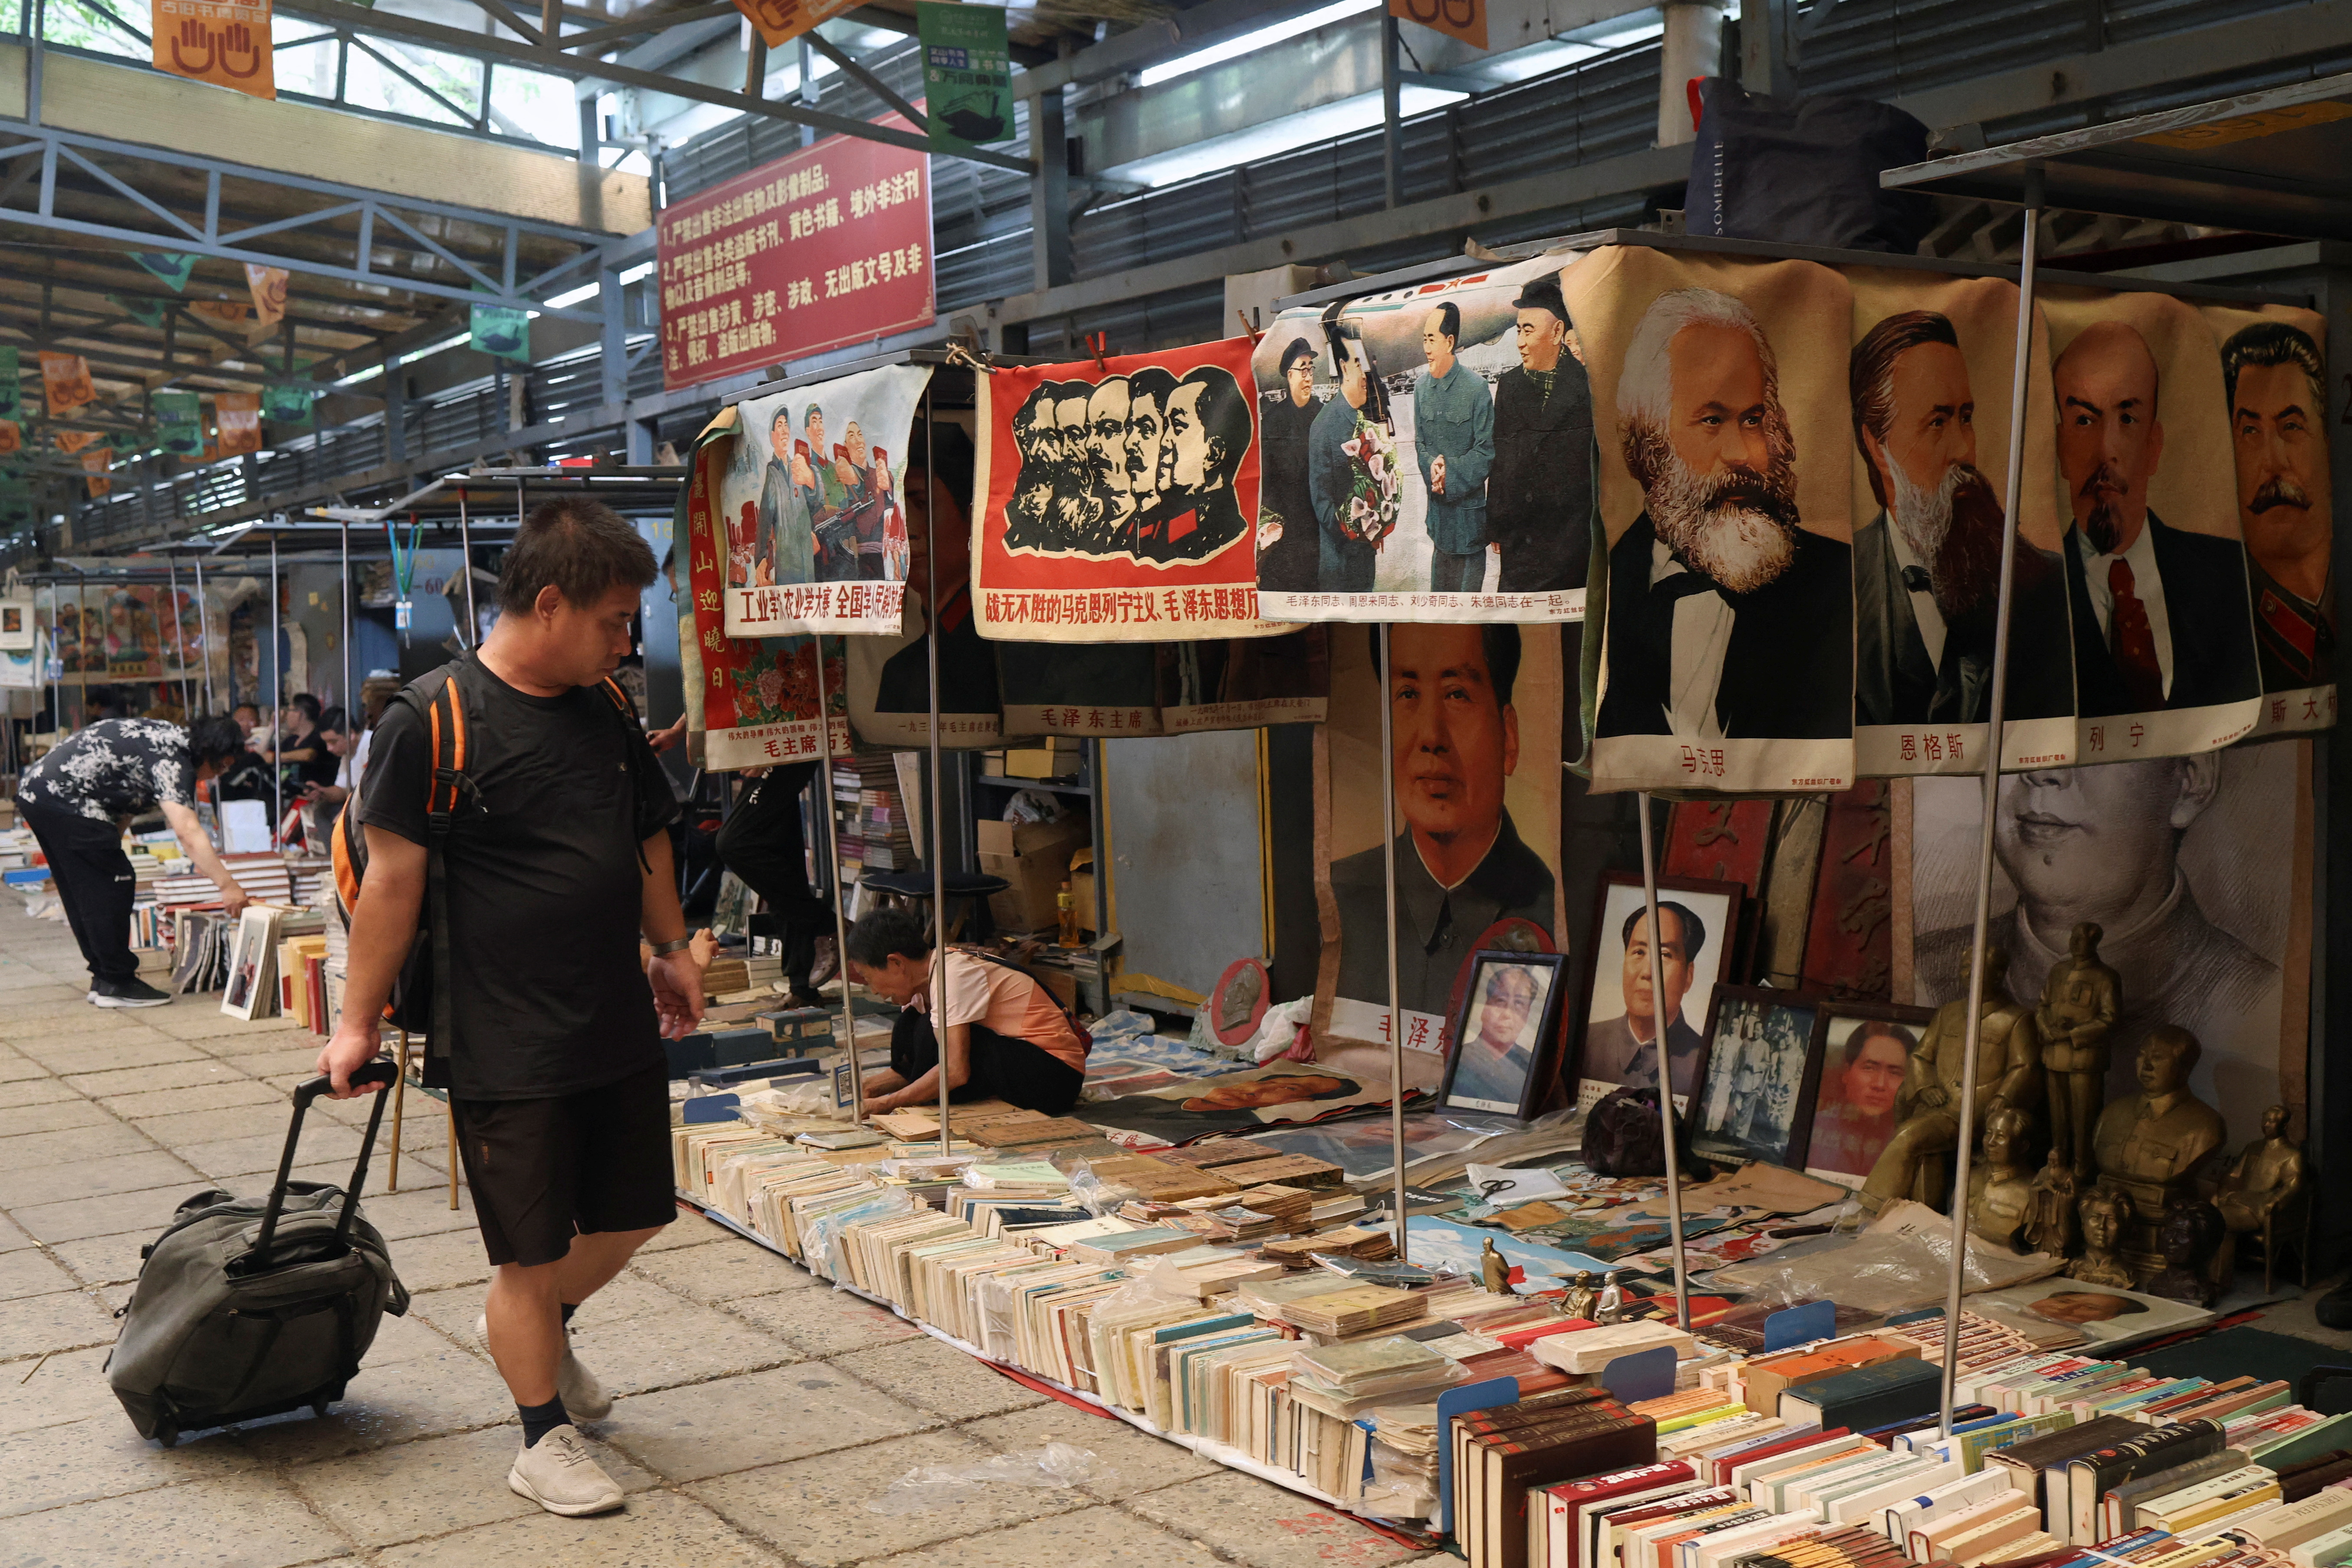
[105,1060,409,1446]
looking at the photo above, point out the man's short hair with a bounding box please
[1278,337,1317,374]
[1429,301,1461,347]
[497,497,657,615]
[232,703,258,720]
[906,420,976,514]
[769,407,792,431]
[1844,1018,1916,1066]
[1127,366,1179,410]
[2222,320,2324,411]
[1181,368,1254,481]
[1620,899,1705,960]
[1367,623,1522,709]
[187,714,245,769]
[285,693,322,723]
[846,906,930,968]
[317,705,350,736]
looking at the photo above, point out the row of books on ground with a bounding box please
[670,1107,1695,1512]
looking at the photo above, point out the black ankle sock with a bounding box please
[559,1302,578,1327]
[519,1395,568,1447]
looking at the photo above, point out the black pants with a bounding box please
[889,1008,1084,1116]
[21,800,138,985]
[713,761,832,992]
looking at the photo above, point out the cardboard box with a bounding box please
[1068,847,1096,936]
[975,814,1088,933]
[1002,737,1082,779]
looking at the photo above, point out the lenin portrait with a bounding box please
[1849,309,2072,728]
[2053,318,2260,716]
[1330,623,1554,1021]
[1596,287,1853,742]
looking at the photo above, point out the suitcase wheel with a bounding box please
[311,1401,332,1419]
[155,1423,178,1448]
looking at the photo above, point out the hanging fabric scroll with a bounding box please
[1567,247,1857,794]
[719,364,933,636]
[970,336,1284,642]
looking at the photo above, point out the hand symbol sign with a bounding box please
[168,18,220,74]
[217,21,264,76]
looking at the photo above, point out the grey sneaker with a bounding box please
[507,1425,624,1516]
[476,1312,614,1422]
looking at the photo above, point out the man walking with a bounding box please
[16,713,251,1006]
[715,763,838,1009]
[319,498,704,1517]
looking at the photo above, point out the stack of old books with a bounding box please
[1452,1387,1657,1568]
[1281,1283,1426,1338]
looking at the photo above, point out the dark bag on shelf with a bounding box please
[1583,1085,1694,1177]
[1688,79,1934,255]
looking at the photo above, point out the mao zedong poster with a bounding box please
[719,364,934,639]
[1566,248,1857,794]
[1074,1061,1409,1145]
[1846,270,2076,777]
[2040,287,2262,762]
[675,409,850,771]
[1311,621,1568,1090]
[1251,252,1594,623]
[970,337,1288,643]
[2198,300,2333,739]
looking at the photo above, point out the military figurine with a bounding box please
[1557,1269,1600,1321]
[1595,1270,1627,1324]
[1965,1097,2033,1253]
[1480,1237,1512,1296]
[2092,1026,2228,1278]
[2066,1185,2136,1289]
[2022,1147,2080,1259]
[1859,946,2042,1214]
[2036,922,2120,1178]
[2144,1197,2226,1308]
[2214,1105,2309,1291]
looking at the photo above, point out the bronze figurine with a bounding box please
[2214,1104,2309,1292]
[2022,1147,2080,1259]
[2066,1186,2135,1289]
[2036,922,2119,1178]
[1480,1237,1512,1296]
[1858,945,2041,1214]
[2091,1026,2227,1278]
[1557,1269,1600,1321]
[1965,1097,2034,1252]
[2143,1197,2226,1308]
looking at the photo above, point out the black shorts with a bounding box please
[451,1061,676,1268]
[889,1010,1084,1116]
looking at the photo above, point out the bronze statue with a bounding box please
[2067,1186,2135,1288]
[2144,1197,2226,1308]
[2036,922,2120,1177]
[2022,1147,2080,1258]
[1557,1269,1600,1321]
[1859,946,2041,1214]
[1966,1097,2033,1252]
[2214,1105,2309,1292]
[1480,1237,1512,1296]
[2091,1026,2227,1278]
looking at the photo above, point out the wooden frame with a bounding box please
[1691,984,1829,1169]
[1439,949,1567,1119]
[1800,1000,1937,1190]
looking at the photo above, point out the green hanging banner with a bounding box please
[470,302,531,363]
[110,293,168,328]
[917,2,1013,154]
[134,253,197,292]
[0,346,18,422]
[154,389,204,457]
[261,383,313,423]
[0,479,32,531]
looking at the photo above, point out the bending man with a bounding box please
[846,907,1090,1116]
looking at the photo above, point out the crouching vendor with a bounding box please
[844,908,1089,1116]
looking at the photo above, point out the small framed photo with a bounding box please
[219,906,278,1021]
[1566,871,1743,1113]
[1440,951,1567,1118]
[1802,1002,1935,1189]
[1692,986,1826,1168]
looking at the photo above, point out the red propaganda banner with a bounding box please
[676,413,851,772]
[657,114,934,393]
[970,336,1294,643]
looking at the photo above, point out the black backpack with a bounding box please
[329,656,643,1085]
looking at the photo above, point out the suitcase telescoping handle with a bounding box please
[250,1058,400,1266]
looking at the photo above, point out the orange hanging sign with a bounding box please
[153,0,275,98]
[730,0,862,51]
[81,447,111,498]
[1389,0,1486,51]
[217,391,262,455]
[54,429,100,455]
[39,351,93,414]
[244,264,289,326]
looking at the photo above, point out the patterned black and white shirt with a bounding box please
[18,718,197,823]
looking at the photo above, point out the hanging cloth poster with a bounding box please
[2198,300,2333,739]
[676,406,851,771]
[1153,627,1331,733]
[39,351,94,415]
[2040,286,2260,761]
[154,0,274,98]
[1253,251,1594,623]
[1846,270,2075,777]
[970,335,1286,643]
[1567,247,1856,794]
[216,391,262,456]
[154,390,204,457]
[997,641,1163,737]
[81,447,111,499]
[719,363,932,636]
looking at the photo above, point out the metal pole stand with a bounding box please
[388,1027,408,1193]
[812,643,864,1119]
[1376,623,1410,1264]
[1636,793,1692,1330]
[922,393,950,1158]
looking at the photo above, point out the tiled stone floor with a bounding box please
[0,896,1440,1567]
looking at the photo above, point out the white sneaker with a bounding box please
[507,1425,624,1516]
[476,1312,615,1422]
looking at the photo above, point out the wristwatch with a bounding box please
[646,936,693,957]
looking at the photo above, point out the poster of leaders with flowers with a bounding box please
[1252,251,1594,623]
[970,336,1292,642]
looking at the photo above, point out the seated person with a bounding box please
[266,693,340,791]
[300,706,369,810]
[211,710,273,804]
[844,907,1089,1116]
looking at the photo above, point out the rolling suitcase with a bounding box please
[106,1059,409,1446]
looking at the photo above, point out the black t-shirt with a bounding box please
[358,658,680,1100]
[282,728,340,788]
